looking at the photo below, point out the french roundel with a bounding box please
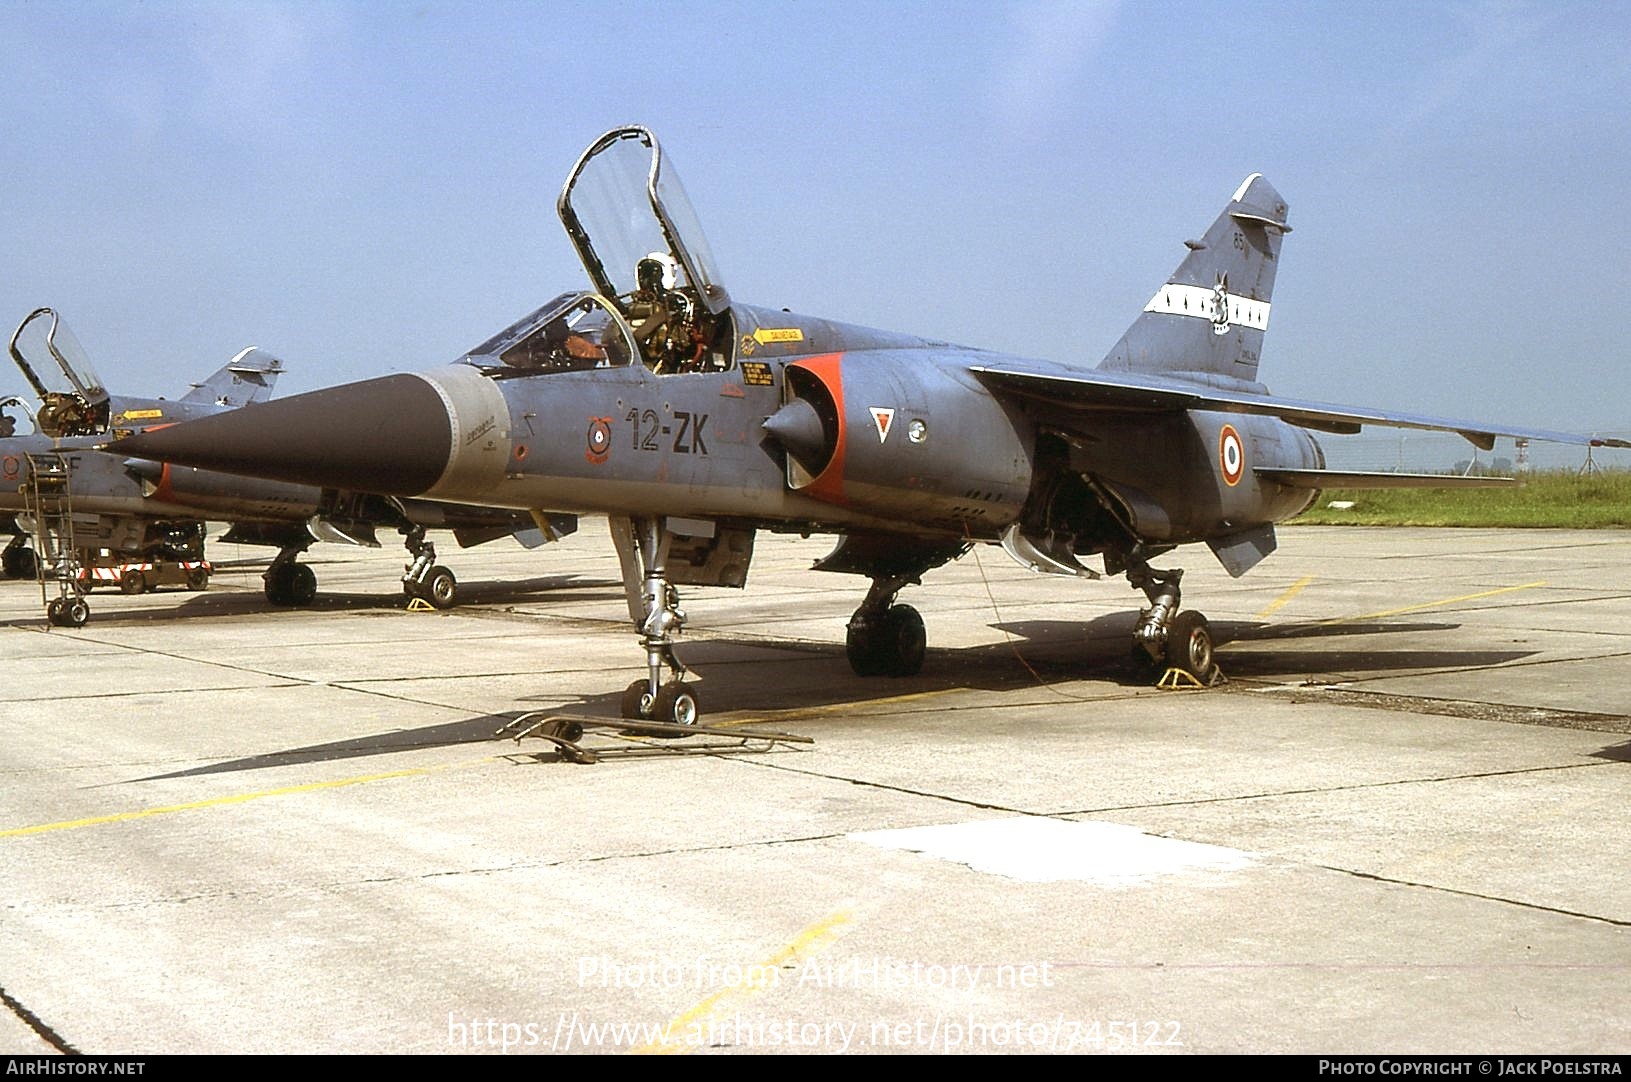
[585,417,612,464]
[1218,424,1245,486]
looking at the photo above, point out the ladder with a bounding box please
[22,451,88,626]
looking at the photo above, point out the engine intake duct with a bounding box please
[763,364,839,484]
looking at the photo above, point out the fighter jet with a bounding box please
[3,307,572,625]
[111,125,1624,721]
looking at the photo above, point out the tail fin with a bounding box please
[1099,174,1290,384]
[180,346,284,407]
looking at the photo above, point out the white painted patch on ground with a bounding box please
[849,817,1256,886]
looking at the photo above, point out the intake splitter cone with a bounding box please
[762,397,833,476]
[108,373,454,496]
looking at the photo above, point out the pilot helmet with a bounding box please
[637,251,678,292]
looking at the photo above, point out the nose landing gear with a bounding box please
[46,594,89,628]
[616,517,700,726]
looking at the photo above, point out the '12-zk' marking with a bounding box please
[626,409,709,455]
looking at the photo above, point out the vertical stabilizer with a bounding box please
[1099,174,1290,384]
[180,347,284,407]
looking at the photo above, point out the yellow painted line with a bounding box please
[1319,580,1547,626]
[1,759,477,839]
[1385,786,1613,882]
[629,907,854,1055]
[1257,575,1315,619]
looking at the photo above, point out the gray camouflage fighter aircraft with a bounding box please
[111,125,1626,722]
[3,307,573,625]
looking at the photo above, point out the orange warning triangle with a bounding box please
[871,407,896,443]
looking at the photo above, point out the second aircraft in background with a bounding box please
[1,306,572,625]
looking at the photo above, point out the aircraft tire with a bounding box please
[655,681,700,726]
[264,566,291,606]
[425,566,457,609]
[288,564,318,606]
[845,621,885,676]
[1127,641,1161,679]
[878,605,926,676]
[45,598,64,626]
[621,679,654,720]
[1166,610,1214,679]
[6,547,39,580]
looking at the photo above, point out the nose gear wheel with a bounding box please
[613,517,701,725]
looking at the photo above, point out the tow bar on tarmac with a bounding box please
[495,711,814,765]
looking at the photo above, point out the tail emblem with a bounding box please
[1210,275,1231,336]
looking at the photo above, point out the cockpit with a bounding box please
[7,308,111,438]
[462,126,736,379]
[459,292,636,375]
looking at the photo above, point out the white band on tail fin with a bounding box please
[1142,283,1271,332]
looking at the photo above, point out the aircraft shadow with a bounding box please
[991,615,1531,678]
[128,609,1543,781]
[16,575,625,628]
[1207,615,1535,677]
[137,715,513,782]
[1591,740,1631,764]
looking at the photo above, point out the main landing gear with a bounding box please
[845,574,926,677]
[1,536,37,580]
[264,545,317,606]
[618,518,700,726]
[1126,557,1216,681]
[401,527,457,609]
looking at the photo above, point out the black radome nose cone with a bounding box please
[108,374,453,495]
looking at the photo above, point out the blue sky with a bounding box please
[2,0,1628,437]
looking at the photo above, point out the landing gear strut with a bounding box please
[1127,557,1215,680]
[264,545,317,606]
[846,575,926,677]
[401,527,457,608]
[617,517,700,725]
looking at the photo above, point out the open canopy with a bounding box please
[557,126,730,317]
[7,307,111,437]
